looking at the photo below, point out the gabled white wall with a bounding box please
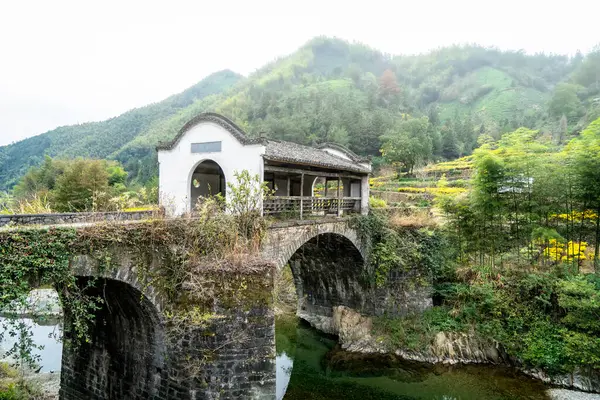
[321,147,352,161]
[321,146,372,173]
[158,122,265,216]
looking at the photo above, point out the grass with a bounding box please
[423,156,474,174]
[396,187,467,195]
[372,306,467,352]
[122,205,157,212]
[0,364,17,380]
[388,208,439,229]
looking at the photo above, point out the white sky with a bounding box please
[0,0,598,146]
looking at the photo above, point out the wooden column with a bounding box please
[337,176,341,217]
[286,177,291,196]
[300,173,304,220]
[324,178,328,197]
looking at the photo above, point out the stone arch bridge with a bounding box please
[0,212,431,400]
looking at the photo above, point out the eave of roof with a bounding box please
[316,142,369,163]
[264,140,370,174]
[156,112,263,151]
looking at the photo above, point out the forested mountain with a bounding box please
[1,37,599,190]
[0,70,242,189]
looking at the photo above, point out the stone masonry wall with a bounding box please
[60,245,276,400]
[0,210,157,227]
[263,219,433,331]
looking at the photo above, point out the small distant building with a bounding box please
[156,113,371,217]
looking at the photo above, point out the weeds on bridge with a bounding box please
[0,188,271,386]
[349,210,450,288]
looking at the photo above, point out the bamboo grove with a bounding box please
[440,117,600,273]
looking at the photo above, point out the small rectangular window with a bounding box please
[191,141,222,153]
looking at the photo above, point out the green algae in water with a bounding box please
[276,316,550,400]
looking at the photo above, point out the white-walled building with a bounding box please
[156,113,371,217]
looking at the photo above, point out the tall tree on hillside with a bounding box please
[441,129,461,159]
[459,115,476,154]
[558,115,568,143]
[378,69,402,107]
[573,46,600,90]
[548,83,584,122]
[379,69,401,95]
[381,116,432,174]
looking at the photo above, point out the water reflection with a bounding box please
[276,315,550,400]
[0,316,62,373]
[276,353,293,400]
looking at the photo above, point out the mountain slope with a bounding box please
[0,70,242,189]
[1,37,598,190]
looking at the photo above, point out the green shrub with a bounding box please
[520,320,568,374]
[369,196,387,208]
[557,275,600,333]
[563,331,600,369]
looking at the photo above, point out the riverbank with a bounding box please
[548,390,600,400]
[0,289,62,319]
[0,361,60,400]
[310,305,600,395]
[0,290,63,400]
[278,315,552,399]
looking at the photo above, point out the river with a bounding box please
[276,315,551,400]
[0,316,62,373]
[1,314,552,399]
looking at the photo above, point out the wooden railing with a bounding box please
[263,196,361,217]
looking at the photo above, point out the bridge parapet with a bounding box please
[0,210,157,228]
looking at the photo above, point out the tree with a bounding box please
[459,116,476,154]
[442,130,460,159]
[327,126,350,146]
[380,117,432,174]
[0,191,12,210]
[557,114,568,143]
[227,170,271,239]
[52,159,111,212]
[13,156,67,201]
[565,117,600,271]
[548,83,583,121]
[106,162,128,186]
[378,69,401,95]
[378,69,402,107]
[471,152,506,266]
[573,46,600,90]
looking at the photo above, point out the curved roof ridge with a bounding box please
[156,112,261,150]
[316,142,369,163]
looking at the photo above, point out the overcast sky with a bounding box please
[1,0,598,146]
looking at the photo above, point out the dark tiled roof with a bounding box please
[264,140,370,174]
[156,113,263,150]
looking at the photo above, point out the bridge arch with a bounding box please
[266,221,367,271]
[59,255,166,399]
[265,221,371,336]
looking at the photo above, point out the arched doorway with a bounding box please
[190,160,226,211]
